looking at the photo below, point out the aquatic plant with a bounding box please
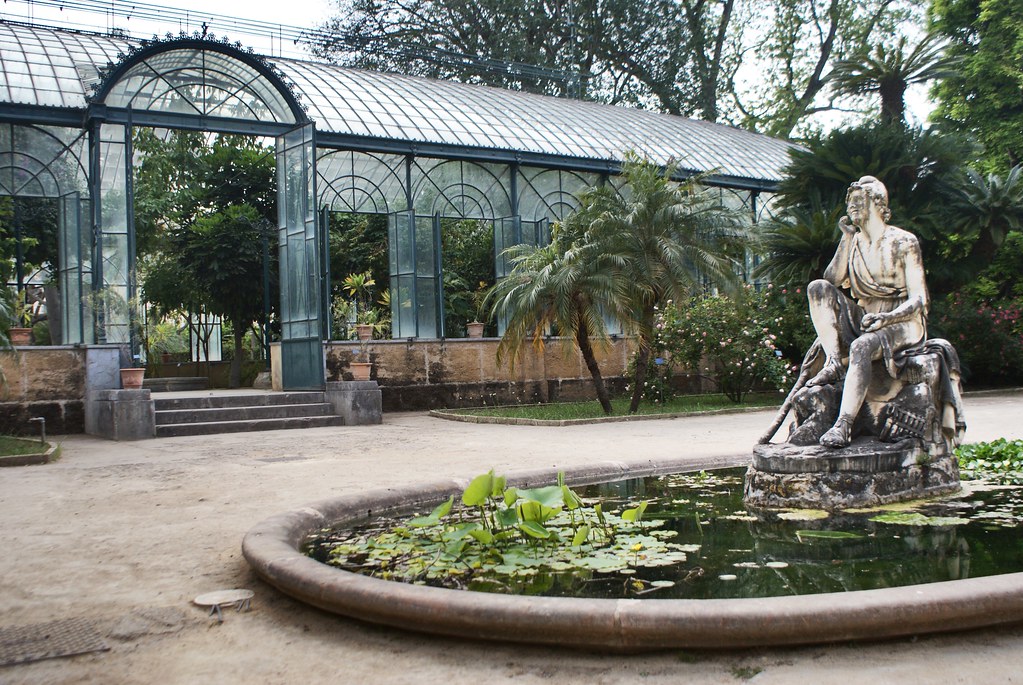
[957,439,1023,484]
[321,471,692,595]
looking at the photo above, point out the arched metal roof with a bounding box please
[0,22,795,186]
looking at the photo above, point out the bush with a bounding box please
[931,292,1023,386]
[651,286,796,402]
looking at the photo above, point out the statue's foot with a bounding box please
[820,416,853,448]
[807,359,845,387]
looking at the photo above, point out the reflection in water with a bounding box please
[307,469,1023,600]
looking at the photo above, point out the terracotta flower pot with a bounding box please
[8,327,32,346]
[120,367,146,390]
[355,324,374,342]
[349,361,373,381]
[466,321,485,339]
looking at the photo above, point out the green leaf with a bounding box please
[562,485,583,510]
[468,529,494,545]
[491,475,507,498]
[622,501,649,522]
[495,507,520,528]
[462,471,494,507]
[431,495,454,519]
[519,521,551,539]
[571,524,591,547]
[519,501,558,523]
[517,485,564,508]
[503,487,519,507]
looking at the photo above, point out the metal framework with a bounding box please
[0,21,792,389]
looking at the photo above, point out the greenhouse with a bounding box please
[0,21,794,389]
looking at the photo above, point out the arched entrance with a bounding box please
[86,38,324,388]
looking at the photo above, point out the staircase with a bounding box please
[153,392,342,437]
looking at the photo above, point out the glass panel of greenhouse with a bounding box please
[0,21,794,388]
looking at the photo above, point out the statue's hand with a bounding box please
[861,312,888,332]
[839,215,857,237]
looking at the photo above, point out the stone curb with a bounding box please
[0,442,61,467]
[243,455,1023,650]
[429,404,776,426]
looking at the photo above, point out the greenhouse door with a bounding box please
[276,124,324,389]
[57,191,87,344]
[387,210,443,338]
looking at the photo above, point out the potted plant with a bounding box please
[354,307,378,342]
[466,281,490,339]
[8,290,35,346]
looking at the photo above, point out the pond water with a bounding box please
[304,468,1023,600]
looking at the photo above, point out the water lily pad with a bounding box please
[777,509,829,521]
[870,512,969,526]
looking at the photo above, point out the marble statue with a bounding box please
[748,176,967,509]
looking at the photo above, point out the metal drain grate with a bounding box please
[0,617,109,666]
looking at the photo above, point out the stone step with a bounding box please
[155,415,343,437]
[144,377,209,392]
[154,402,335,425]
[153,392,325,411]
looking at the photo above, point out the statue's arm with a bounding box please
[862,236,928,332]
[823,216,856,285]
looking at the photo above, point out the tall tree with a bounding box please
[584,157,742,413]
[317,0,921,134]
[829,31,960,124]
[931,0,1023,171]
[734,0,921,137]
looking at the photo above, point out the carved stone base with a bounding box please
[744,438,960,510]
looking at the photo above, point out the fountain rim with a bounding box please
[242,455,1023,651]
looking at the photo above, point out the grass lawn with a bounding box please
[0,435,48,456]
[445,393,783,421]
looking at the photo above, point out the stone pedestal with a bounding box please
[325,381,382,425]
[85,389,156,441]
[745,438,960,510]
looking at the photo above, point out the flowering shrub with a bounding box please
[933,292,1023,386]
[651,286,796,402]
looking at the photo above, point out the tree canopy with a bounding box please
[314,0,921,136]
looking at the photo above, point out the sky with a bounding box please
[1,0,336,59]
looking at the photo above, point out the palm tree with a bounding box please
[586,157,743,414]
[950,165,1023,266]
[489,214,621,415]
[754,194,843,287]
[830,31,961,125]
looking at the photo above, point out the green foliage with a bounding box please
[442,219,495,336]
[932,0,1023,171]
[328,213,389,302]
[956,439,1023,484]
[324,471,685,593]
[931,291,1023,386]
[776,122,978,296]
[828,31,961,125]
[134,130,277,385]
[648,286,796,402]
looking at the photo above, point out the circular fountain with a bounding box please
[243,456,1023,651]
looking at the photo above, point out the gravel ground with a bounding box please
[2,392,1022,684]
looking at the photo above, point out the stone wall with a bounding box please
[322,337,636,411]
[0,346,87,435]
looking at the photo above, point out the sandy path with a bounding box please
[2,392,1022,684]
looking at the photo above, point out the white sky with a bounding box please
[1,0,335,59]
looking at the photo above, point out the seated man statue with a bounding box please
[808,175,928,447]
[760,175,965,454]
